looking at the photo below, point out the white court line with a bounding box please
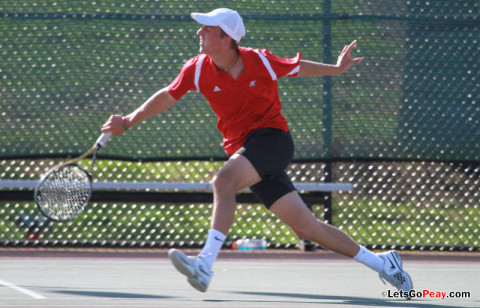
[0,279,46,299]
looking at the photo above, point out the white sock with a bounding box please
[353,246,384,273]
[197,229,226,270]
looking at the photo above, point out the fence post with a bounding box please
[322,0,334,226]
[299,0,334,252]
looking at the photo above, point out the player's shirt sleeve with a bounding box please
[257,49,302,79]
[167,57,197,101]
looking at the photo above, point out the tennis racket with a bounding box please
[34,133,111,222]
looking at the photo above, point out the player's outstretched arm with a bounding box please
[101,87,177,135]
[297,40,363,77]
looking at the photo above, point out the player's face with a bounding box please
[197,25,226,55]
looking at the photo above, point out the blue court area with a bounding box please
[0,249,478,307]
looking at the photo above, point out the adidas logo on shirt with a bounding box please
[214,86,222,92]
[250,80,256,87]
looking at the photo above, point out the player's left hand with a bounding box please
[336,40,363,73]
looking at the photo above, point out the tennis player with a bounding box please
[101,8,412,294]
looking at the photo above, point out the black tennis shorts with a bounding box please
[236,128,296,209]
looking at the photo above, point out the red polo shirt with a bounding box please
[168,47,302,155]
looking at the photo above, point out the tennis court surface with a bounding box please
[0,248,478,307]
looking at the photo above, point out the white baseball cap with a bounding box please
[191,8,246,43]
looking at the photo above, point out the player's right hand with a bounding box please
[101,115,130,136]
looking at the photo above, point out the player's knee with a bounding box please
[291,219,322,240]
[292,224,313,240]
[212,168,238,194]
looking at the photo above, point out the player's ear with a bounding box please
[223,36,233,48]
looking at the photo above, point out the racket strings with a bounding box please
[36,165,92,221]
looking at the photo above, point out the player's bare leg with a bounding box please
[210,153,262,234]
[270,191,413,293]
[169,154,261,292]
[270,191,360,257]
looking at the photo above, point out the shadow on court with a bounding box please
[52,289,174,299]
[224,291,470,308]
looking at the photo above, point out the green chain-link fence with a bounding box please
[1,0,479,251]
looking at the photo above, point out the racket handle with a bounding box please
[96,132,112,148]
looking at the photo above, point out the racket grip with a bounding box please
[96,132,112,148]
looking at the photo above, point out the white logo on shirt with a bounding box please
[214,86,222,92]
[249,80,256,87]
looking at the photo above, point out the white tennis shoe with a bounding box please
[168,249,212,292]
[378,250,413,293]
